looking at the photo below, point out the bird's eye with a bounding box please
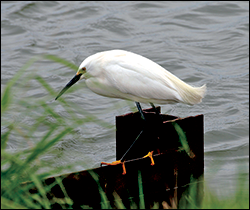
[81,67,86,73]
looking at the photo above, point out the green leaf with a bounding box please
[43,54,78,71]
[35,75,57,97]
[1,85,12,114]
[172,122,191,157]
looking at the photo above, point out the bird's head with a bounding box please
[55,64,87,100]
[55,51,103,100]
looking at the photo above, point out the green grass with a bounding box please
[1,55,112,208]
[1,56,249,209]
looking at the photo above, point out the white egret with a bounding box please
[55,49,206,174]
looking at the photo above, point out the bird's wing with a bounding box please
[102,58,183,103]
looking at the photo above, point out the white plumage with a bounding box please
[56,49,206,106]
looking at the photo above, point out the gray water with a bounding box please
[1,1,249,197]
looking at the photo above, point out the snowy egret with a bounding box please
[55,49,206,174]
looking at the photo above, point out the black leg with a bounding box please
[136,102,146,121]
[150,102,164,121]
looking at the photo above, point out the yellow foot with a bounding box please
[143,151,155,166]
[101,160,126,175]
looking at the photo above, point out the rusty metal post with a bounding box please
[116,107,204,207]
[24,107,204,209]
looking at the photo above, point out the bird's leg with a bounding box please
[136,102,146,121]
[150,102,164,121]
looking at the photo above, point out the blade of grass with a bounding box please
[43,54,78,71]
[54,177,74,207]
[24,127,72,167]
[1,124,14,149]
[30,174,51,209]
[138,170,145,209]
[1,196,28,209]
[35,75,58,98]
[88,170,111,209]
[172,122,192,157]
[1,57,40,113]
[1,85,12,114]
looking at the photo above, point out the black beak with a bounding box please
[55,73,82,100]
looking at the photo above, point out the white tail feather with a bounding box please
[177,83,206,105]
[166,72,206,105]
